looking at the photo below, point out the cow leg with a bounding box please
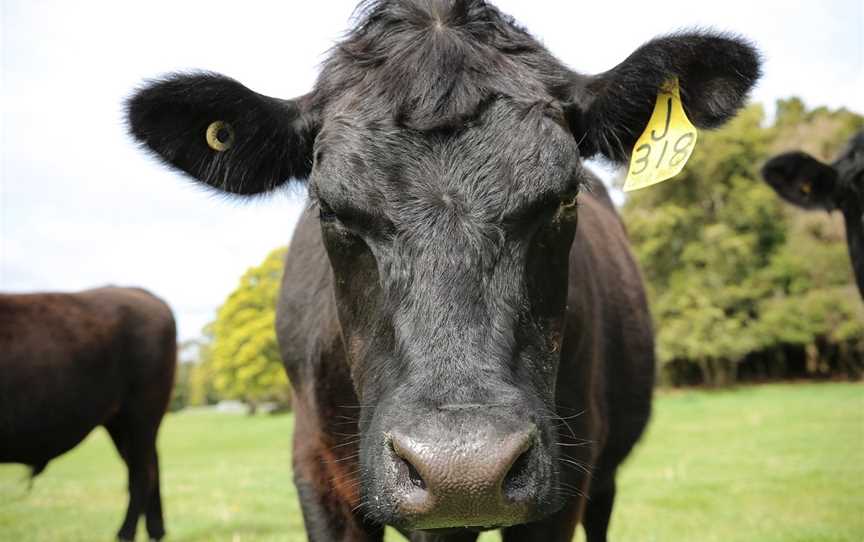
[144,450,166,541]
[107,418,162,541]
[105,418,139,541]
[582,471,616,542]
[501,497,582,542]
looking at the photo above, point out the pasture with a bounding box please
[1,382,861,542]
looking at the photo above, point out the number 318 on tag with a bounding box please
[631,130,696,176]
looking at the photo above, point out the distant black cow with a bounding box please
[0,287,176,541]
[762,130,864,297]
[126,1,759,540]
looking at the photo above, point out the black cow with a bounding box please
[762,130,864,297]
[126,1,760,540]
[0,287,177,541]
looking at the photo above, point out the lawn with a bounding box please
[1,382,862,541]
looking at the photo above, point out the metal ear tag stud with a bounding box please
[206,121,235,152]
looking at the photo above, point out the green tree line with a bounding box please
[622,98,863,386]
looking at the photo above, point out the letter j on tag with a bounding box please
[623,78,698,192]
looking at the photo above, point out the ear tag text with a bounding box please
[623,78,697,192]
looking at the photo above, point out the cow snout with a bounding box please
[386,425,539,529]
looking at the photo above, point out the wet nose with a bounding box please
[388,425,538,529]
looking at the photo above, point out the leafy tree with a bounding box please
[622,100,863,385]
[169,338,214,411]
[169,360,193,412]
[624,104,782,384]
[756,100,864,376]
[207,247,292,410]
[185,330,221,407]
[770,97,864,160]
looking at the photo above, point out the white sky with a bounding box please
[1,0,861,341]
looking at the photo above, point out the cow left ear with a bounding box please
[127,72,317,195]
[567,32,761,162]
[761,151,839,210]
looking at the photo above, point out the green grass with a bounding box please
[1,382,862,541]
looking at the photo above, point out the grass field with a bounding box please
[1,382,862,541]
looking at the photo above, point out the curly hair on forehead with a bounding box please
[311,0,576,131]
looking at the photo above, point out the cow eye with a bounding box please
[318,200,339,223]
[508,196,556,223]
[315,198,395,237]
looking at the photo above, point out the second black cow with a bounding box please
[762,130,864,298]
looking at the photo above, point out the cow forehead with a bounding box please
[312,99,581,210]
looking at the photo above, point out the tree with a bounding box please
[184,330,221,407]
[207,247,292,411]
[169,360,193,412]
[755,100,864,377]
[168,338,214,411]
[623,104,783,385]
[622,99,863,386]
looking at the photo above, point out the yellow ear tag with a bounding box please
[623,78,698,192]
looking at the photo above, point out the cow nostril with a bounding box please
[405,457,426,489]
[502,447,533,501]
[391,440,427,490]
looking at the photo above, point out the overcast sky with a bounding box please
[1,0,861,341]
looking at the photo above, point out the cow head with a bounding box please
[762,131,863,211]
[761,130,864,297]
[127,0,759,531]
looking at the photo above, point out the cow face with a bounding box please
[127,1,759,531]
[311,100,581,529]
[762,131,864,211]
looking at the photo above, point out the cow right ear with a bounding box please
[761,151,838,210]
[566,32,761,163]
[126,72,317,196]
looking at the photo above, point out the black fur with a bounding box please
[571,31,762,161]
[126,1,762,540]
[762,151,839,210]
[312,0,574,130]
[126,72,316,194]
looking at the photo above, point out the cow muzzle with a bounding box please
[382,423,541,530]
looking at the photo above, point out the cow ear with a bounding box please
[127,72,317,195]
[761,151,838,210]
[567,32,761,162]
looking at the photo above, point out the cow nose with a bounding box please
[388,426,538,529]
